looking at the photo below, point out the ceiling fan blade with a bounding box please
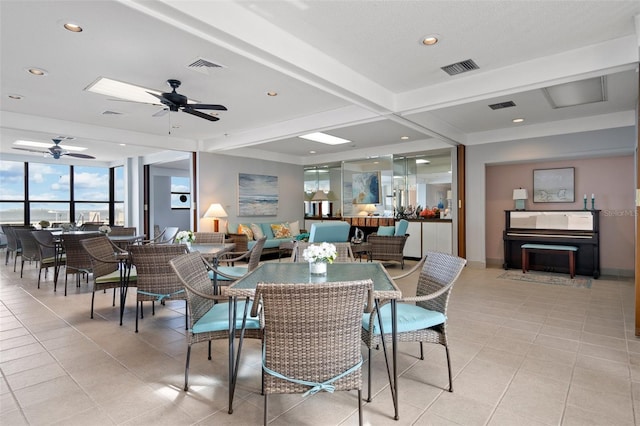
[12,147,48,154]
[66,153,96,159]
[182,106,219,121]
[108,98,163,106]
[189,103,227,111]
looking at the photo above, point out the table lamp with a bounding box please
[203,203,227,232]
[312,190,328,217]
[512,188,528,211]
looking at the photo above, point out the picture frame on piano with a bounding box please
[533,167,575,203]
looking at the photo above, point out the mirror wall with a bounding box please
[305,148,454,219]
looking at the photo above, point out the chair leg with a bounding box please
[135,301,140,333]
[445,345,453,392]
[5,250,8,265]
[185,300,188,330]
[90,291,96,319]
[419,342,424,360]
[184,345,192,391]
[37,269,42,288]
[208,340,212,360]
[152,300,155,316]
[366,346,372,402]
[358,389,363,426]
[20,259,24,278]
[264,394,268,426]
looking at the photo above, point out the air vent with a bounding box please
[488,101,516,110]
[102,110,122,115]
[441,59,479,76]
[186,57,225,75]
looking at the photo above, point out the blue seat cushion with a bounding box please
[395,219,409,236]
[362,303,446,335]
[192,300,261,333]
[208,266,248,281]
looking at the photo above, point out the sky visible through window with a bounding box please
[0,160,113,224]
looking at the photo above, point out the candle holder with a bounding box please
[591,198,595,210]
[583,198,587,210]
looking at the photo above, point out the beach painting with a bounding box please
[352,172,380,204]
[238,173,278,216]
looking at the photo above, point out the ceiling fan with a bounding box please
[147,79,227,122]
[12,138,95,159]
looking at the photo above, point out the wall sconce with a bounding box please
[512,188,528,211]
[203,203,227,232]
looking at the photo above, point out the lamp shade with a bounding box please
[312,190,328,201]
[512,189,528,200]
[203,203,227,218]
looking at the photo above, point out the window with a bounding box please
[171,176,190,209]
[0,160,25,224]
[113,166,125,225]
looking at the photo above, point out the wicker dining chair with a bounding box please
[128,244,188,332]
[292,241,355,263]
[366,234,409,269]
[14,228,40,279]
[361,251,466,400]
[32,230,65,288]
[3,225,30,270]
[169,252,263,391]
[253,279,373,426]
[109,226,137,236]
[193,232,225,244]
[208,236,266,292]
[81,235,137,319]
[60,233,97,296]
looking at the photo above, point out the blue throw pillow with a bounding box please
[377,226,395,236]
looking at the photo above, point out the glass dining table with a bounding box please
[223,262,403,419]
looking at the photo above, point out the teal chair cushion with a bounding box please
[208,266,248,281]
[395,219,409,236]
[377,226,395,236]
[362,303,446,335]
[308,221,350,242]
[192,300,260,333]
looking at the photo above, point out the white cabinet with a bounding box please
[404,221,422,258]
[422,222,452,254]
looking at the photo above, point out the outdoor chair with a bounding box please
[169,251,263,391]
[60,233,97,296]
[366,219,409,269]
[81,235,137,319]
[3,225,30,271]
[32,230,65,288]
[361,251,466,400]
[193,232,225,244]
[163,226,180,243]
[208,236,266,293]
[14,228,40,279]
[109,226,137,236]
[253,279,372,426]
[129,244,188,332]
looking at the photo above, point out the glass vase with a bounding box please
[309,260,327,276]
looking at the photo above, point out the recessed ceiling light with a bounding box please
[299,132,351,145]
[512,118,525,123]
[267,91,278,96]
[421,35,439,46]
[8,94,23,100]
[63,22,83,32]
[416,159,431,164]
[14,140,87,151]
[119,143,126,146]
[26,68,48,76]
[400,136,409,140]
[309,150,316,154]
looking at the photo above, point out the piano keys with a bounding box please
[503,210,600,278]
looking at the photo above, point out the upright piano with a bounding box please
[503,210,600,278]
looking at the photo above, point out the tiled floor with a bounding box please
[1,254,638,425]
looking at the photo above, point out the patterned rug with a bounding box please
[497,270,592,289]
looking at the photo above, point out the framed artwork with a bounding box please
[238,173,278,216]
[533,167,575,202]
[352,171,381,204]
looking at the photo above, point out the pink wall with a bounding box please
[486,155,634,275]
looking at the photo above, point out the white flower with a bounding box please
[98,225,111,234]
[302,242,337,264]
[175,230,195,243]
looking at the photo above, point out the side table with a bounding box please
[351,242,372,262]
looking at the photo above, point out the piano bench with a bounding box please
[521,244,578,278]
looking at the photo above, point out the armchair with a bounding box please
[366,219,409,268]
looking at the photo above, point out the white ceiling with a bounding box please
[1,1,638,166]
